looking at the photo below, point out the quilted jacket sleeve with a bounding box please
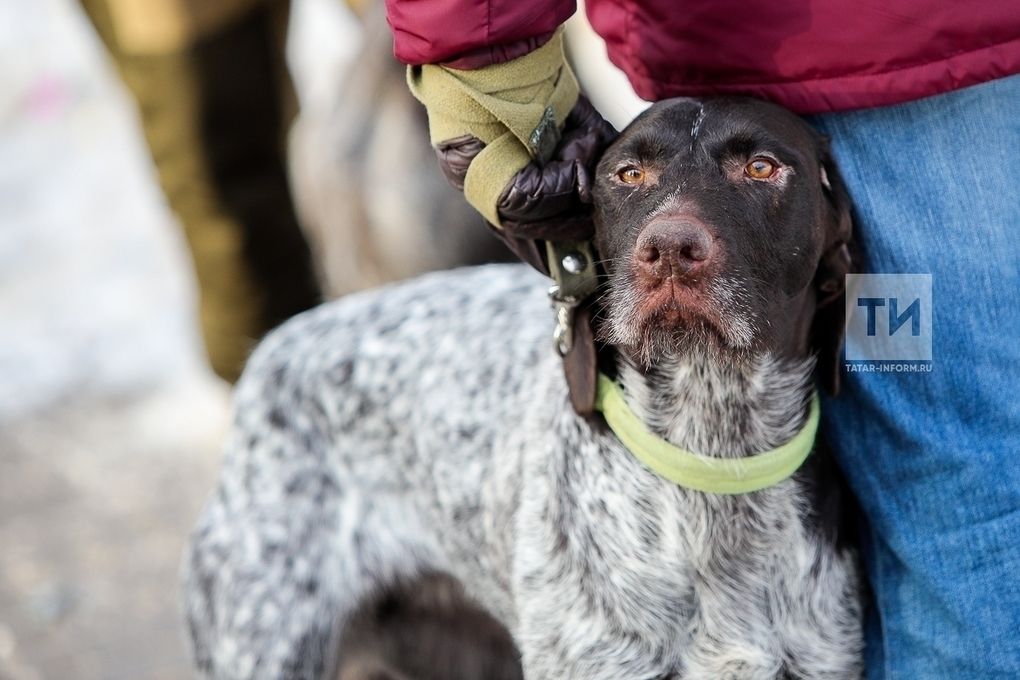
[385,0,575,66]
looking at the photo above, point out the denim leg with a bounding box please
[810,75,1020,679]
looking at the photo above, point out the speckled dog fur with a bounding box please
[183,98,863,679]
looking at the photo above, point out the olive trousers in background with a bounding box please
[82,0,320,382]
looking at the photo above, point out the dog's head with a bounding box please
[593,97,853,392]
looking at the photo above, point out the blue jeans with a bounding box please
[810,75,1020,679]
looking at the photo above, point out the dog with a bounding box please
[183,96,863,679]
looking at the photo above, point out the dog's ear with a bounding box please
[811,145,855,396]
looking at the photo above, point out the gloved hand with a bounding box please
[432,97,614,272]
[407,30,617,272]
[435,96,616,244]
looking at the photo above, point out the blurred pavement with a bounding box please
[0,1,231,677]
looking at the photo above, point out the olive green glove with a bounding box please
[408,30,615,247]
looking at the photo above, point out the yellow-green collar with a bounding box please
[594,373,820,495]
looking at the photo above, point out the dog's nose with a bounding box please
[635,219,715,280]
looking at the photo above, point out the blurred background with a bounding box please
[0,0,644,677]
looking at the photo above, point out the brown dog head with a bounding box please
[592,97,853,393]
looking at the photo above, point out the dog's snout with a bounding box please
[635,219,715,280]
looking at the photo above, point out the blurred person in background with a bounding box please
[79,0,510,382]
[288,1,511,298]
[81,0,320,382]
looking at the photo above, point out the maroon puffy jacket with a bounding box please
[385,0,1020,114]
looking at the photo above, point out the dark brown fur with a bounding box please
[335,573,523,680]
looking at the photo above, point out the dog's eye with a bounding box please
[745,157,778,180]
[616,166,645,185]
